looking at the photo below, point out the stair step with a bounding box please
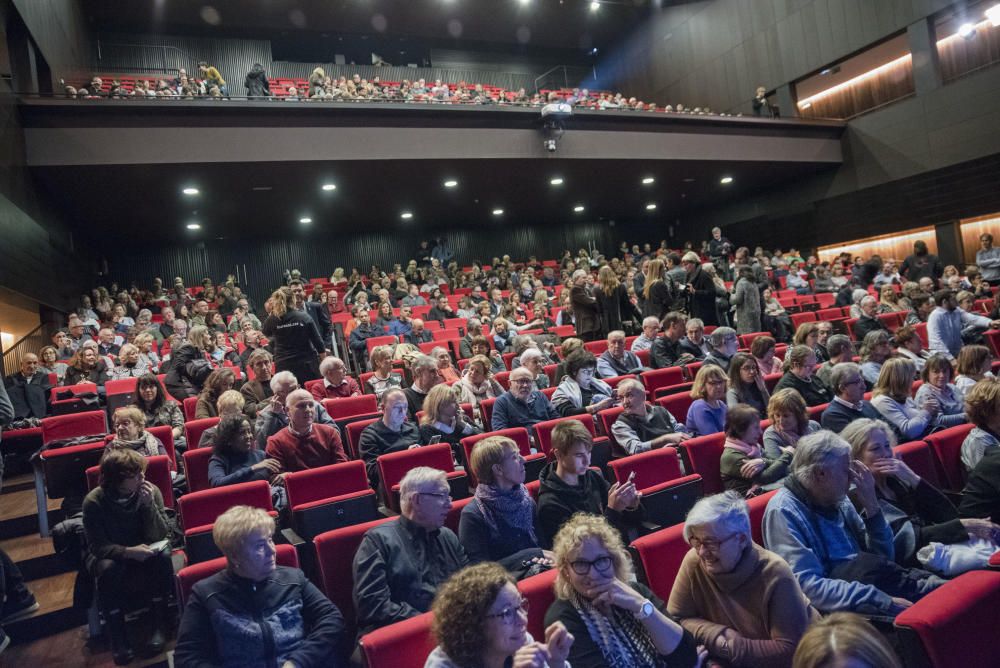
[3,571,83,644]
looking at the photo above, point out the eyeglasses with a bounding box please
[511,378,534,385]
[688,533,738,552]
[569,555,614,575]
[417,490,451,501]
[486,598,529,625]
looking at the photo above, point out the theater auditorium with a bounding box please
[2,0,1000,666]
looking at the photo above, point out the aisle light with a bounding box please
[401,212,414,219]
[573,205,585,212]
[299,217,312,224]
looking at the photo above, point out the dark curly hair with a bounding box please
[431,563,514,666]
[564,349,597,378]
[212,414,252,458]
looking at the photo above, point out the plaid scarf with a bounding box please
[473,483,537,543]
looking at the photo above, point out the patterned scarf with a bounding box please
[571,593,663,667]
[473,483,537,543]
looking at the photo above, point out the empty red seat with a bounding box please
[924,424,974,492]
[678,432,726,494]
[346,417,381,461]
[182,396,199,421]
[39,439,107,501]
[179,480,275,563]
[176,544,300,607]
[494,371,511,389]
[609,448,703,528]
[583,340,609,355]
[517,569,558,641]
[641,367,684,395]
[284,460,379,539]
[479,397,497,427]
[322,394,378,420]
[183,446,214,492]
[746,489,778,545]
[184,417,220,450]
[41,410,107,446]
[609,447,684,490]
[894,441,943,489]
[601,374,637,391]
[378,443,469,512]
[655,393,695,424]
[367,335,397,355]
[894,570,1000,668]
[359,611,435,668]
[631,523,690,599]
[314,516,396,637]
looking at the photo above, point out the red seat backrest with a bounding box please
[583,340,609,355]
[517,569,558,641]
[609,447,684,492]
[460,428,533,486]
[602,374,637,391]
[480,397,496,427]
[641,367,684,394]
[494,371,511,389]
[532,414,598,459]
[41,410,107,446]
[347,417,382,459]
[746,489,778,545]
[285,460,370,508]
[894,441,942,489]
[178,480,273,532]
[655,393,695,424]
[679,432,726,494]
[86,454,175,508]
[49,382,98,403]
[367,335,398,354]
[378,443,456,494]
[146,424,177,470]
[182,396,199,421]
[924,424,975,491]
[323,395,378,420]
[177,544,299,607]
[105,377,138,396]
[314,516,397,631]
[631,523,690,600]
[184,417,220,450]
[183,446,214,492]
[359,611,436,668]
[894,570,1000,668]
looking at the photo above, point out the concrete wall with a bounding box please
[11,0,89,90]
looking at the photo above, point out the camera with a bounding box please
[540,103,572,153]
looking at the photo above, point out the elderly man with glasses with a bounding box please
[491,367,559,432]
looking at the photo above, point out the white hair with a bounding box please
[790,430,850,485]
[319,355,345,375]
[410,354,437,374]
[683,491,750,542]
[520,348,544,364]
[399,467,447,515]
[642,316,660,329]
[616,378,645,396]
[572,269,588,281]
[269,370,298,392]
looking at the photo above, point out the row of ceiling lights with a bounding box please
[513,0,603,9]
[179,173,734,227]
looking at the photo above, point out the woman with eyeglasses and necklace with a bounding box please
[426,562,573,668]
[667,492,817,668]
[545,514,698,668]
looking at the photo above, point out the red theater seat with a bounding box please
[179,480,275,563]
[894,570,1000,668]
[184,417,220,450]
[182,396,199,421]
[183,446,214,492]
[924,424,974,492]
[378,443,469,512]
[284,460,379,539]
[678,432,725,495]
[631,523,690,599]
[346,417,381,461]
[609,448,703,528]
[359,612,436,668]
[641,367,684,396]
[322,394,378,420]
[532,415,612,475]
[894,441,943,489]
[39,439,107,500]
[655,393,695,424]
[176,544,299,607]
[461,428,545,486]
[746,489,778,545]
[517,569,558,642]
[41,410,107,446]
[87,454,174,507]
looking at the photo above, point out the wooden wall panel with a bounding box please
[816,226,937,263]
[960,215,1000,264]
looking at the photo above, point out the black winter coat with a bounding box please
[164,344,214,399]
[244,65,272,97]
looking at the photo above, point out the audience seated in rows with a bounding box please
[820,363,886,433]
[551,350,615,418]
[419,384,481,465]
[774,345,832,407]
[3,353,51,420]
[195,367,236,419]
[955,344,994,395]
[254,371,338,450]
[763,388,821,458]
[310,356,361,400]
[726,352,770,414]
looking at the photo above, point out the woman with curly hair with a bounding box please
[544,514,698,668]
[426,562,573,668]
[194,367,236,419]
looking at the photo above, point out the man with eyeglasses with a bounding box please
[491,367,558,432]
[820,362,889,434]
[595,330,648,378]
[353,467,469,637]
[702,327,739,373]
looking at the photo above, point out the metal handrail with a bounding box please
[2,323,45,377]
[534,65,569,94]
[95,40,195,75]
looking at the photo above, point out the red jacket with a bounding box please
[265,423,348,472]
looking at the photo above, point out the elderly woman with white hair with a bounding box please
[551,350,615,418]
[544,514,698,668]
[109,343,151,380]
[175,505,345,667]
[668,492,817,668]
[763,430,945,617]
[841,418,999,573]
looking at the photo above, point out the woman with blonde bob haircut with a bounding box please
[669,492,817,667]
[459,436,547,574]
[426,562,573,668]
[871,358,939,440]
[175,505,345,667]
[419,383,481,466]
[791,613,900,668]
[545,514,698,668]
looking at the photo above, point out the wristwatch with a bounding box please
[634,599,654,620]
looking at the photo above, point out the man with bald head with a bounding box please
[264,388,347,472]
[4,353,51,420]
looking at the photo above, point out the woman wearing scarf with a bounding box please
[545,514,698,668]
[551,350,615,418]
[719,404,792,497]
[107,406,166,458]
[458,436,552,578]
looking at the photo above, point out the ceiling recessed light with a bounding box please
[550,177,564,186]
[642,177,655,184]
[573,205,585,212]
[182,187,199,195]
[646,203,657,210]
[401,212,414,219]
[186,223,201,230]
[958,22,977,39]
[590,1,600,11]
[299,217,312,224]
[720,176,734,184]
[443,180,458,188]
[682,177,696,183]
[988,4,1000,27]
[321,183,336,191]
[492,208,504,216]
